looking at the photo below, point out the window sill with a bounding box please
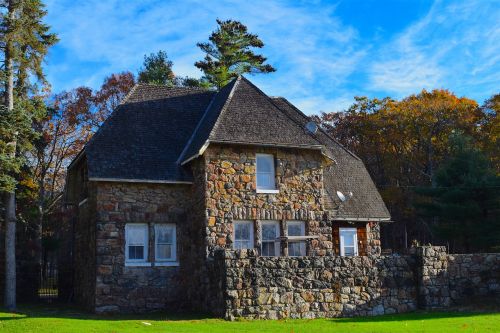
[125,262,152,267]
[256,189,279,194]
[154,261,179,267]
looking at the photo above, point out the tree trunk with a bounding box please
[37,178,45,276]
[4,0,17,311]
[4,193,16,311]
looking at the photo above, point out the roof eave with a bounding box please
[88,177,193,185]
[332,217,392,222]
[180,140,210,166]
[67,148,86,171]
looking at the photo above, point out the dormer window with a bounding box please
[256,154,278,193]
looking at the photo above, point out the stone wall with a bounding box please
[218,249,417,320]
[214,247,500,319]
[91,182,192,313]
[204,145,332,257]
[415,246,450,309]
[73,183,97,310]
[448,253,500,303]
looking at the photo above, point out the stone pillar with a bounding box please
[416,246,450,309]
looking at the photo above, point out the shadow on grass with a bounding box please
[0,303,213,322]
[1,303,498,324]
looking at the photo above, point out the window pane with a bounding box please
[156,244,172,259]
[262,224,277,240]
[127,225,146,244]
[288,242,306,256]
[343,233,354,247]
[128,245,144,260]
[288,223,304,237]
[235,223,250,241]
[340,228,357,256]
[157,226,173,243]
[257,173,271,188]
[344,246,355,256]
[257,155,273,173]
[262,242,275,256]
[234,222,254,250]
[235,240,252,250]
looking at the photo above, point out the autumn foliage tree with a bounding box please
[319,89,493,251]
[92,71,135,128]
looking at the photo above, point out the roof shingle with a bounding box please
[76,77,390,220]
[85,84,214,181]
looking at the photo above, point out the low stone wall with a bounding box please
[416,246,450,309]
[217,250,417,320]
[448,253,500,303]
[215,247,500,320]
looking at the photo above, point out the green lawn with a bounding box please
[0,304,499,333]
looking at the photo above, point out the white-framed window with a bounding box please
[256,154,277,192]
[261,221,280,256]
[125,223,148,263]
[233,220,254,250]
[155,224,176,262]
[339,228,358,256]
[287,221,306,256]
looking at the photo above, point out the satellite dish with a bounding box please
[337,191,353,203]
[305,121,318,134]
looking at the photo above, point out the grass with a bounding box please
[0,304,499,333]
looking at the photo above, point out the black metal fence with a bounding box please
[38,251,58,302]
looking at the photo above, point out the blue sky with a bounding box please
[44,0,499,115]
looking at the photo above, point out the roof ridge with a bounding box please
[177,77,241,165]
[207,76,242,140]
[133,82,207,90]
[119,83,140,105]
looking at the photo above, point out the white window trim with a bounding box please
[256,153,277,192]
[125,223,149,265]
[287,221,306,257]
[233,220,255,250]
[154,261,179,267]
[125,262,152,267]
[261,221,280,256]
[154,224,177,262]
[339,227,358,256]
[256,189,280,194]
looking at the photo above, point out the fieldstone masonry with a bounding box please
[213,246,500,320]
[217,249,417,320]
[416,246,450,309]
[204,145,334,257]
[448,252,500,303]
[90,182,192,313]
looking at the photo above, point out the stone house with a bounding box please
[65,76,393,315]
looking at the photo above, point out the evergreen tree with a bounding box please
[137,50,176,86]
[0,0,58,310]
[416,133,500,252]
[195,19,276,89]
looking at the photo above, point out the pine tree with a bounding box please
[0,0,58,310]
[138,50,176,86]
[415,133,500,252]
[195,19,276,89]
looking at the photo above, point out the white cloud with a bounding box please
[367,0,500,100]
[44,0,365,113]
[43,0,499,114]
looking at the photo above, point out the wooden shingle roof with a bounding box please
[74,77,390,220]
